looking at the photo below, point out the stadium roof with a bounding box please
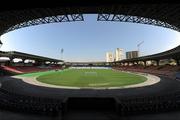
[0,51,63,62]
[0,1,179,64]
[0,2,180,36]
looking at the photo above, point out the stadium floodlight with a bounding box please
[61,48,64,60]
[137,41,144,57]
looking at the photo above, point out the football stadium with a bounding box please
[0,1,180,120]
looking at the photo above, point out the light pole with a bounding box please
[61,48,64,60]
[137,41,144,57]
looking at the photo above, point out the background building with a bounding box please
[115,48,124,61]
[126,51,139,59]
[106,52,114,62]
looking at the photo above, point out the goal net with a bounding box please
[84,72,98,76]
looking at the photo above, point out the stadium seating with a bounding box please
[113,65,180,79]
[1,84,180,116]
[0,65,62,74]
[1,64,180,116]
[0,88,63,116]
[117,91,180,116]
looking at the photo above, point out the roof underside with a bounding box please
[0,51,62,62]
[0,3,180,36]
[0,2,180,63]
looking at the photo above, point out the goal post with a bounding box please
[84,72,98,76]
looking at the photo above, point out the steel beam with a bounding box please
[5,14,84,33]
[97,14,180,31]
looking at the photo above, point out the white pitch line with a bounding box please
[12,71,160,90]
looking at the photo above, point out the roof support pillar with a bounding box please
[22,58,26,63]
[9,57,14,64]
[156,60,160,66]
[143,61,147,67]
[175,59,180,66]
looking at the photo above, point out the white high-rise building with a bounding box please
[115,48,124,61]
[106,52,114,62]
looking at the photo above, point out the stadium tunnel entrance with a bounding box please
[65,97,117,112]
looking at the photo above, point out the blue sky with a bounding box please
[1,14,180,62]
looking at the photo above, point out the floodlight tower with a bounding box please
[61,48,64,60]
[137,41,144,57]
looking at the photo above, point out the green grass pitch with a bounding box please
[31,69,147,87]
